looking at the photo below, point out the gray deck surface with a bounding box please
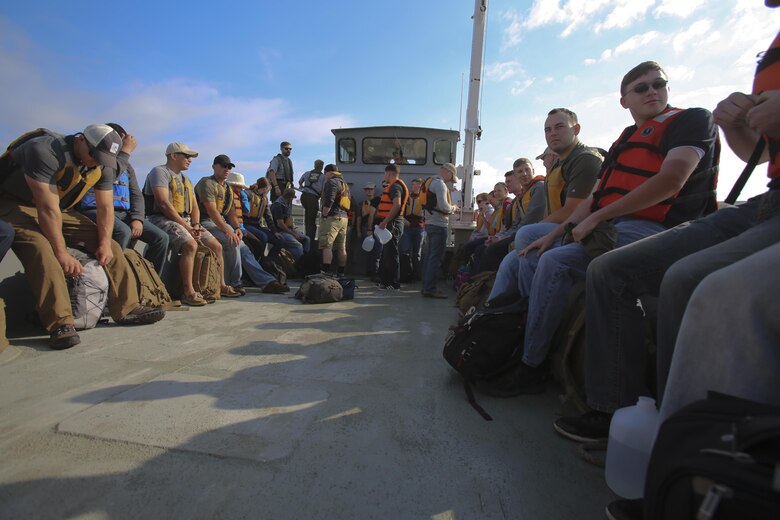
[0,279,613,520]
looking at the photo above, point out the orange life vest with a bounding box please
[376,178,409,220]
[754,31,780,179]
[592,106,719,226]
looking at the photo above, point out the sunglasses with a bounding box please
[631,78,668,95]
[283,147,292,151]
[176,152,194,159]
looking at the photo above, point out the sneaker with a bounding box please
[376,284,399,292]
[262,280,289,294]
[50,324,81,350]
[117,306,166,325]
[480,362,546,397]
[605,499,644,520]
[422,290,448,299]
[553,410,612,443]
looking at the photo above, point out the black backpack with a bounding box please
[443,296,528,420]
[644,392,780,520]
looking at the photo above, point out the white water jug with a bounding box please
[605,396,659,499]
[361,235,376,252]
[374,225,392,245]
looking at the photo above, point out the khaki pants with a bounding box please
[0,199,139,333]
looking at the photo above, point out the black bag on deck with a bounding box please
[442,297,528,420]
[644,392,780,520]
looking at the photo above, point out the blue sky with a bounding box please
[1,0,778,200]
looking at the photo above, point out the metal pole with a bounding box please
[454,0,487,233]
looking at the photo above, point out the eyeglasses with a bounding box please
[631,78,668,95]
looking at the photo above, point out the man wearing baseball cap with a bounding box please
[0,124,166,349]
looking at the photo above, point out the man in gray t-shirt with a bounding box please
[266,141,294,203]
[0,125,165,349]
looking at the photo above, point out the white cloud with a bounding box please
[485,61,522,81]
[596,0,654,32]
[502,10,524,49]
[654,0,704,19]
[672,19,713,53]
[665,65,696,82]
[510,78,536,96]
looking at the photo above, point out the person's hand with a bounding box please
[571,215,600,243]
[235,228,243,241]
[378,221,387,230]
[94,242,114,267]
[747,90,780,138]
[520,230,558,257]
[713,92,758,129]
[274,186,281,197]
[130,219,143,238]
[485,235,499,245]
[274,232,283,240]
[56,251,83,276]
[226,229,240,247]
[189,223,202,240]
[121,134,138,154]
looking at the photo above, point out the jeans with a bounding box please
[519,218,666,368]
[399,225,425,278]
[659,240,780,423]
[238,242,276,288]
[0,219,14,263]
[80,208,170,276]
[278,231,305,260]
[379,220,404,288]
[244,223,284,258]
[422,224,448,293]
[488,223,559,301]
[475,235,514,273]
[584,194,780,412]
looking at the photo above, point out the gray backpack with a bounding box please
[295,274,343,304]
[66,248,109,330]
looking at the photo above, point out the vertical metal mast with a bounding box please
[457,0,487,228]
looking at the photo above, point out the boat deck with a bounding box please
[0,279,612,519]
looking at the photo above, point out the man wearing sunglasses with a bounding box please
[485,61,719,398]
[266,141,294,203]
[0,124,166,349]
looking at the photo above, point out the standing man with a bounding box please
[79,123,169,276]
[0,125,165,349]
[375,164,409,291]
[399,177,426,280]
[355,182,382,278]
[319,164,350,276]
[267,141,294,203]
[143,143,225,306]
[488,64,719,397]
[299,159,324,246]
[421,163,457,298]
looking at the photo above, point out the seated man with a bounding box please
[555,54,779,442]
[242,178,284,260]
[143,142,226,306]
[270,188,310,260]
[319,164,350,276]
[78,123,169,276]
[473,159,546,273]
[487,63,719,396]
[194,155,288,295]
[461,182,510,267]
[488,112,603,300]
[399,177,426,280]
[0,124,165,349]
[225,171,268,261]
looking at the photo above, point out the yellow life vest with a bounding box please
[404,194,425,218]
[170,173,195,216]
[545,163,565,215]
[487,205,504,235]
[246,189,268,220]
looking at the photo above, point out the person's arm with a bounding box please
[434,180,454,214]
[225,204,243,241]
[572,148,701,242]
[267,157,282,199]
[151,186,192,232]
[123,162,145,238]
[321,180,334,217]
[202,198,239,246]
[366,205,376,235]
[520,183,546,227]
[747,89,780,139]
[93,188,115,265]
[714,92,769,163]
[520,195,594,257]
[25,178,83,276]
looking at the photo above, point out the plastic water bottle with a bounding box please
[605,396,659,499]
